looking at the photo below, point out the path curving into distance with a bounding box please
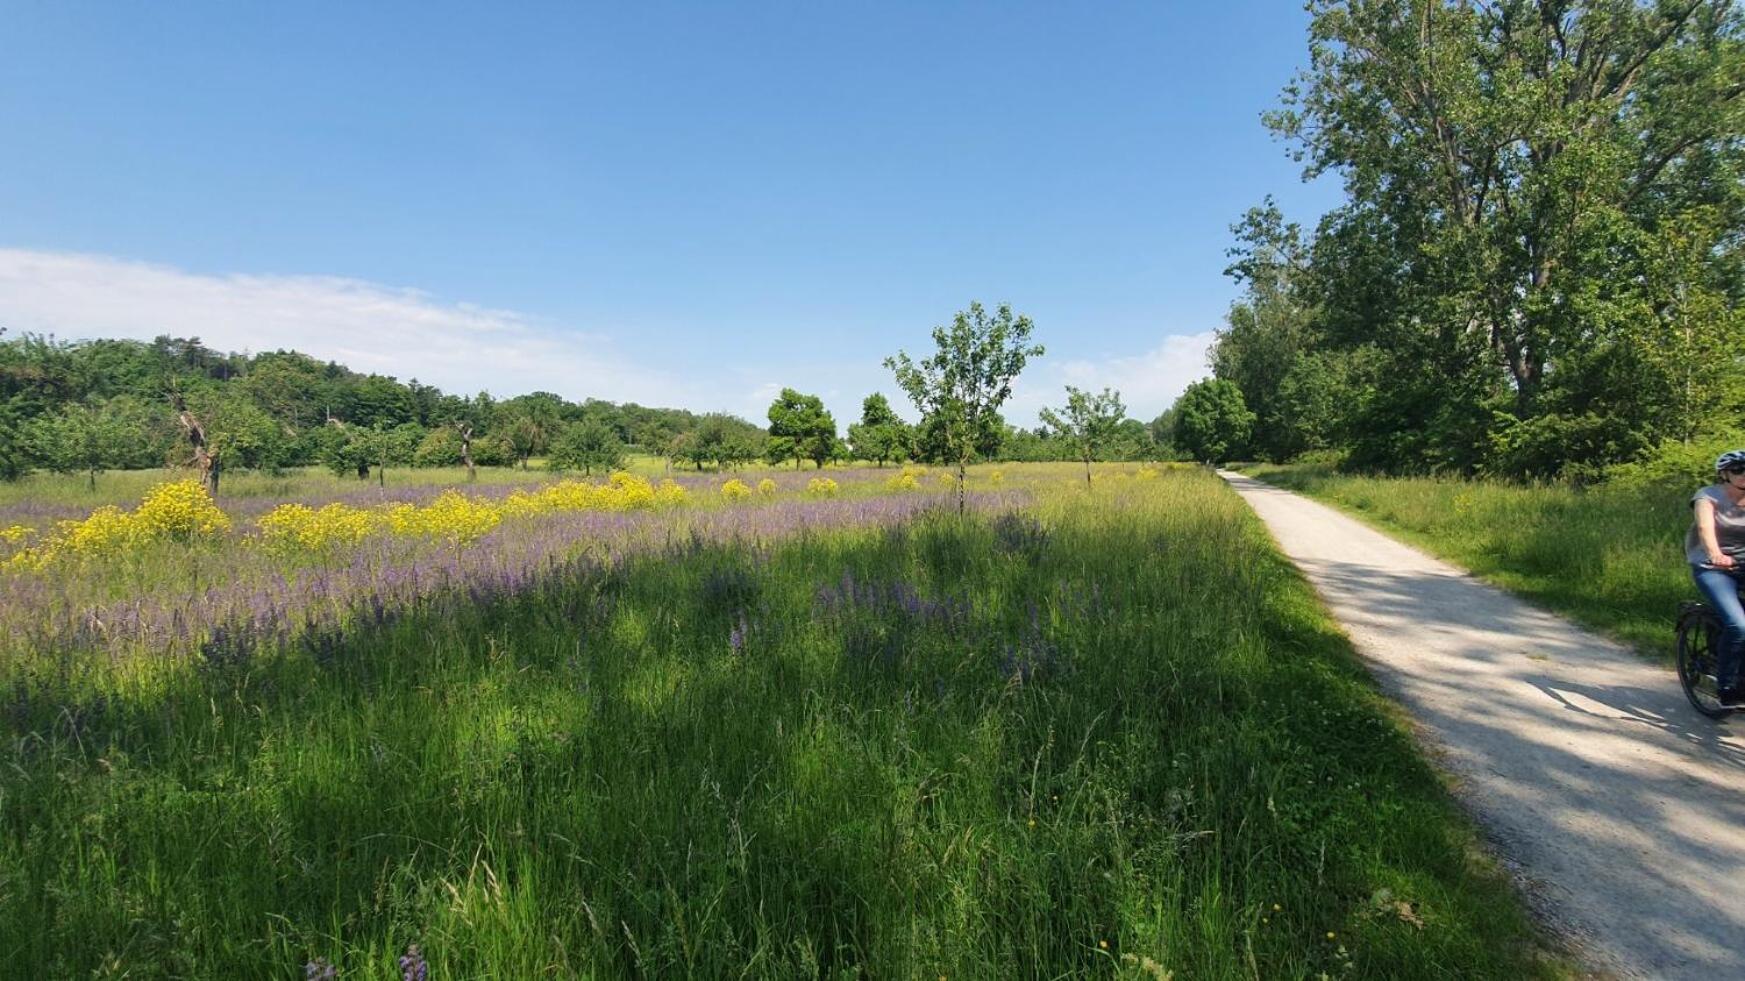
[1221,470,1745,979]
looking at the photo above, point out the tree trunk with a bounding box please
[956,457,967,517]
[460,424,475,483]
[88,468,96,492]
[357,461,370,480]
[1084,454,1092,488]
[172,394,218,496]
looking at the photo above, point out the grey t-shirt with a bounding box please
[1687,484,1745,566]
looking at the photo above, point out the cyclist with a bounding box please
[1690,449,1745,705]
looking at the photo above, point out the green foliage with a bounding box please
[886,302,1044,510]
[1171,379,1255,463]
[846,393,912,466]
[548,418,626,475]
[766,388,837,469]
[1221,0,1745,478]
[1040,386,1128,484]
[24,396,170,487]
[0,468,1557,977]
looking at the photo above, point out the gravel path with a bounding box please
[1222,470,1745,979]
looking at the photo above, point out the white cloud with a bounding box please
[1006,330,1216,426]
[0,248,1218,431]
[0,248,687,406]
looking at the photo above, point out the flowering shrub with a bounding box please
[0,525,32,546]
[721,479,753,502]
[936,471,959,488]
[806,477,839,497]
[55,506,141,558]
[990,470,1004,484]
[885,473,920,491]
[392,491,502,546]
[258,503,377,555]
[1136,466,1160,480]
[757,478,778,498]
[134,479,232,539]
[654,479,689,508]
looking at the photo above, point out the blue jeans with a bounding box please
[1694,565,1745,689]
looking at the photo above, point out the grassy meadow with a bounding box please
[0,463,1561,978]
[1237,462,1694,662]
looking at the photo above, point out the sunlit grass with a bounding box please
[0,466,1563,977]
[1239,461,1691,660]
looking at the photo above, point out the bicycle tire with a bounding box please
[1678,604,1732,719]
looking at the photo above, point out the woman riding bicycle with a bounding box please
[1689,450,1745,705]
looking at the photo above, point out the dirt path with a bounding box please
[1221,470,1745,979]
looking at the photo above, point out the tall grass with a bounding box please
[0,468,1559,977]
[1240,462,1692,660]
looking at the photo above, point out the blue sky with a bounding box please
[0,1,1341,426]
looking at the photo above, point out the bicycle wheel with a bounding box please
[1678,604,1731,719]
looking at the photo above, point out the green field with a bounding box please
[1237,462,1694,662]
[0,465,1561,977]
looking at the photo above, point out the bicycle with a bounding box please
[1678,598,1737,718]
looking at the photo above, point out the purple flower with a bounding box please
[305,957,338,981]
[398,943,428,981]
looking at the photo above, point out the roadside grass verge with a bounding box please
[1,469,1563,977]
[1237,462,1690,662]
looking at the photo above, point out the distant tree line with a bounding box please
[1174,0,1745,478]
[0,330,1173,490]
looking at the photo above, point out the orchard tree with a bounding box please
[1040,386,1127,487]
[886,302,1044,514]
[173,388,283,495]
[1170,379,1254,464]
[846,393,911,467]
[26,397,161,490]
[549,418,626,475]
[766,388,836,469]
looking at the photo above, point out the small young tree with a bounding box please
[549,418,626,476]
[886,302,1043,514]
[1039,386,1127,487]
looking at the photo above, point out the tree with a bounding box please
[766,388,837,469]
[846,393,911,467]
[1170,379,1254,464]
[549,418,626,476]
[173,388,283,495]
[1267,0,1745,475]
[886,302,1044,513]
[1209,200,1317,462]
[26,397,161,490]
[1040,386,1128,487]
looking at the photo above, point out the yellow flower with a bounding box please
[757,478,778,497]
[885,473,920,492]
[134,479,230,539]
[721,479,753,501]
[806,477,839,497]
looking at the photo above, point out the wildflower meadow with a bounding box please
[0,463,1557,978]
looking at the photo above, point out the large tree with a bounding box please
[1268,0,1745,476]
[1170,379,1255,464]
[766,388,837,469]
[886,302,1044,514]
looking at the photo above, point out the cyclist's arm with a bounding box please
[1696,497,1734,567]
